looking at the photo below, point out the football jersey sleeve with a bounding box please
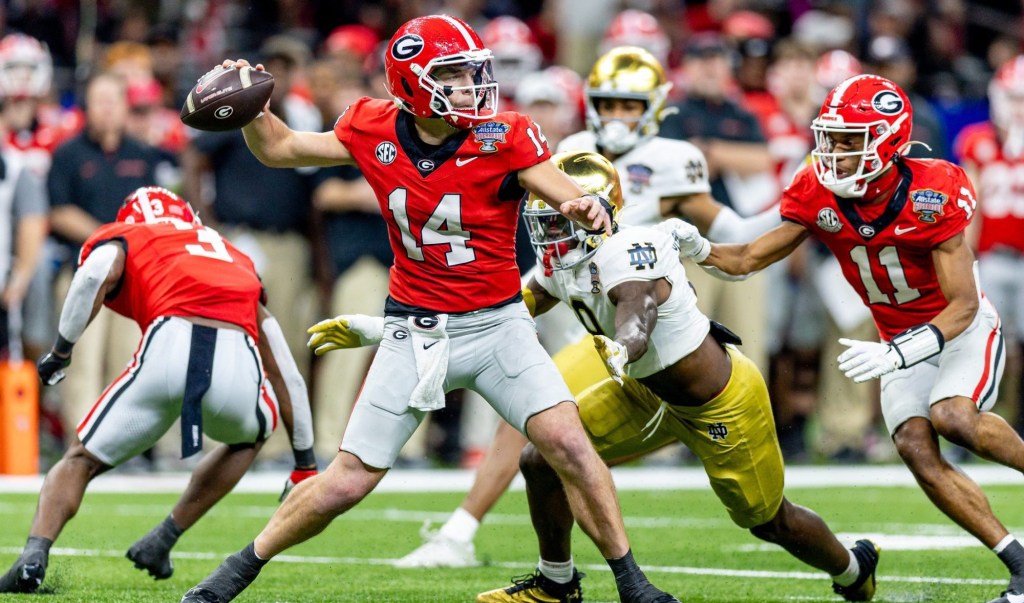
[925,164,975,245]
[504,112,552,172]
[653,139,711,197]
[332,96,374,149]
[597,228,677,290]
[778,165,819,228]
[79,222,129,266]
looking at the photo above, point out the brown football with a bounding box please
[180,66,274,132]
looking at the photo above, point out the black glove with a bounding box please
[37,351,71,386]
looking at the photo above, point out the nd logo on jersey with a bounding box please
[473,122,510,152]
[911,189,947,223]
[627,242,657,270]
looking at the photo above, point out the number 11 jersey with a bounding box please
[780,158,976,340]
[334,97,551,312]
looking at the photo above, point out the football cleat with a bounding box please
[832,539,880,601]
[181,587,225,603]
[0,558,46,594]
[394,524,479,568]
[476,569,584,603]
[987,588,1024,603]
[126,523,176,579]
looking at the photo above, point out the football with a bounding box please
[180,65,274,132]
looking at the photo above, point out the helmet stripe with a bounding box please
[439,15,479,50]
[827,74,871,115]
[136,188,157,223]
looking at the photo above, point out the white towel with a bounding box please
[408,314,450,411]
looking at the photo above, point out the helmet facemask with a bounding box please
[811,113,908,198]
[410,52,499,128]
[584,46,671,155]
[523,151,623,275]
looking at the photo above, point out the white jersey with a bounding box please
[557,132,711,227]
[534,226,710,378]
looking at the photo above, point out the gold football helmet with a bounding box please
[585,46,671,154]
[523,151,624,272]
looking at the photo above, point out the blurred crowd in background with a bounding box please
[1,0,1022,472]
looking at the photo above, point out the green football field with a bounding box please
[0,466,1019,602]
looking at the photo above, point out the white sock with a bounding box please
[832,548,861,587]
[993,534,1015,554]
[539,557,575,584]
[437,507,479,543]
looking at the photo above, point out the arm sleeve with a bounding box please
[707,204,782,243]
[261,312,313,451]
[58,244,119,343]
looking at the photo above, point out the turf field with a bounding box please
[0,465,1019,602]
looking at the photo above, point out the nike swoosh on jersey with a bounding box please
[894,225,917,235]
[455,157,478,166]
[423,341,438,349]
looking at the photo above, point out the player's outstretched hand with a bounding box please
[306,314,385,355]
[593,335,628,385]
[837,338,901,383]
[37,351,71,386]
[280,468,318,502]
[560,194,613,235]
[219,58,264,71]
[656,218,711,262]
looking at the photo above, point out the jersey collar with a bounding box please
[835,159,913,241]
[396,111,470,178]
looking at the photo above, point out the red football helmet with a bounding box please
[384,15,498,129]
[117,187,200,225]
[0,33,53,99]
[989,55,1024,134]
[600,10,670,67]
[811,75,913,198]
[481,16,542,97]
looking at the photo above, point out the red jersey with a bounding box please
[80,222,264,339]
[7,104,83,174]
[333,97,550,313]
[953,122,1024,254]
[780,159,975,340]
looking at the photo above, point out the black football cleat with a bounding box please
[181,587,226,603]
[833,539,880,601]
[0,557,46,594]
[126,524,175,579]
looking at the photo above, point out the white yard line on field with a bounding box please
[0,545,1006,588]
[1,463,1022,494]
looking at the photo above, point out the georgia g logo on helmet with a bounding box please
[872,90,903,115]
[391,34,424,61]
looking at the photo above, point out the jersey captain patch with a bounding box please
[472,122,510,152]
[910,189,947,223]
[627,242,657,270]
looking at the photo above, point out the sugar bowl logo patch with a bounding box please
[625,164,653,195]
[911,189,947,223]
[816,208,842,233]
[473,122,510,152]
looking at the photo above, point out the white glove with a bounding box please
[837,338,902,383]
[306,314,385,355]
[593,335,628,385]
[655,218,711,262]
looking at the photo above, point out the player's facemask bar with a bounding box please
[416,55,499,125]
[523,196,617,275]
[810,113,909,198]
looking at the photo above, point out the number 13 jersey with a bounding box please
[334,97,551,312]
